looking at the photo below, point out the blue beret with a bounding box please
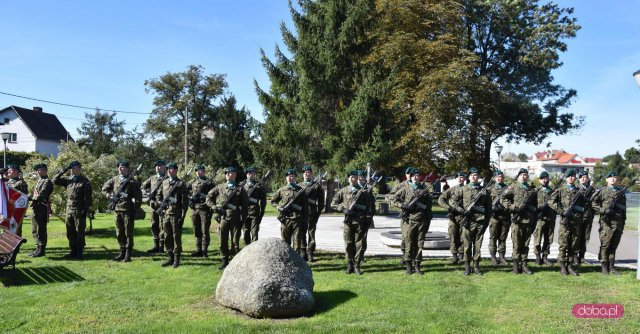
[539,171,550,178]
[285,168,297,176]
[166,162,178,169]
[224,166,237,173]
[606,171,618,178]
[564,169,576,178]
[155,160,165,166]
[468,167,479,175]
[69,160,81,168]
[246,166,256,173]
[302,165,313,172]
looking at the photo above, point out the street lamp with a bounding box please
[495,144,503,170]
[1,132,11,168]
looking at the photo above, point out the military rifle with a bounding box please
[189,168,223,209]
[601,179,637,224]
[155,164,194,217]
[400,175,437,220]
[146,174,168,208]
[511,186,538,224]
[107,164,143,211]
[491,184,510,213]
[214,178,249,223]
[344,172,381,223]
[459,179,495,229]
[560,175,602,226]
[247,170,272,200]
[277,173,325,223]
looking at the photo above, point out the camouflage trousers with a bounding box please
[114,211,135,249]
[191,208,211,248]
[557,220,580,265]
[462,220,485,262]
[448,219,464,255]
[65,210,87,249]
[306,213,321,254]
[598,219,625,263]
[579,211,595,258]
[31,204,49,246]
[280,217,303,256]
[533,218,555,256]
[404,219,430,263]
[243,214,263,245]
[488,214,510,255]
[511,221,533,262]
[344,219,366,264]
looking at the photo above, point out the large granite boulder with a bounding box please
[215,238,315,318]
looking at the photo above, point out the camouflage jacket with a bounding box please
[489,183,510,218]
[451,183,492,223]
[548,183,585,224]
[53,171,92,212]
[243,180,267,218]
[331,184,372,223]
[501,182,537,224]
[271,184,308,222]
[141,174,167,203]
[536,185,557,221]
[438,184,464,221]
[155,176,188,217]
[391,181,432,222]
[207,182,249,222]
[7,177,28,194]
[591,186,626,224]
[31,176,54,208]
[102,175,143,212]
[300,179,325,217]
[189,177,215,210]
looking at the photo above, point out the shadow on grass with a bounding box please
[0,265,85,286]
[311,290,358,315]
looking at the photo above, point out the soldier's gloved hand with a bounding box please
[401,204,412,211]
[604,208,613,217]
[343,209,355,217]
[277,206,285,213]
[216,206,225,215]
[463,210,473,218]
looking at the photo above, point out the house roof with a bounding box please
[533,149,582,164]
[3,105,72,141]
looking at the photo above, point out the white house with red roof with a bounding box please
[499,149,603,179]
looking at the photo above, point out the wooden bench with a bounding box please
[0,229,27,270]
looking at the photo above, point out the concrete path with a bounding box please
[259,213,638,269]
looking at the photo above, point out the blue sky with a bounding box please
[1,1,639,160]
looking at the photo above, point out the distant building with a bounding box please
[0,105,73,158]
[499,149,603,179]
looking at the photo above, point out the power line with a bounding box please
[0,91,151,115]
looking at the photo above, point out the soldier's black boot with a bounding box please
[34,245,46,257]
[345,261,354,274]
[354,263,363,275]
[202,246,208,258]
[76,246,84,260]
[601,262,610,275]
[567,265,579,276]
[159,240,165,252]
[147,239,160,253]
[609,261,620,275]
[521,261,532,275]
[572,255,580,266]
[122,248,132,263]
[464,260,471,276]
[535,253,542,265]
[512,259,520,274]
[191,245,202,257]
[473,260,482,276]
[543,254,553,266]
[64,246,77,259]
[114,247,126,261]
[499,252,509,265]
[161,252,174,267]
[405,261,414,275]
[308,252,315,263]
[28,245,39,257]
[302,250,309,262]
[490,252,498,266]
[450,253,459,265]
[172,253,181,268]
[414,262,423,275]
[560,263,568,275]
[218,257,229,270]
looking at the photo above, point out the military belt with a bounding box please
[472,205,485,213]
[292,204,302,211]
[574,205,584,213]
[355,204,367,211]
[307,198,317,206]
[227,203,237,210]
[416,202,427,210]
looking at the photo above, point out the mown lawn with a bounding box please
[1,209,639,334]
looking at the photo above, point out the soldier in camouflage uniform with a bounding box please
[389,167,413,265]
[356,170,375,264]
[488,170,510,266]
[141,160,167,253]
[154,162,189,268]
[7,164,28,236]
[102,160,143,262]
[501,168,537,274]
[188,164,215,258]
[577,170,597,265]
[548,169,584,276]
[207,166,249,270]
[53,161,92,259]
[300,166,325,262]
[533,171,556,266]
[272,169,309,257]
[242,167,267,245]
[591,171,627,275]
[331,170,372,275]
[391,168,432,275]
[28,163,54,257]
[450,168,491,275]
[438,171,466,264]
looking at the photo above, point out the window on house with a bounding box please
[9,133,17,143]
[3,118,9,124]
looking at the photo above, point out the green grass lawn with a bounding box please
[2,210,639,333]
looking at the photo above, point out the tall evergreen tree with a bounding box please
[77,108,125,156]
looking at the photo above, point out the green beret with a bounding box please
[539,171,550,179]
[285,168,297,176]
[246,166,256,173]
[578,170,588,178]
[117,160,130,167]
[68,160,81,168]
[347,170,358,177]
[468,167,479,175]
[516,168,528,177]
[33,163,48,171]
[410,168,420,176]
[155,160,166,167]
[356,170,366,176]
[195,164,206,170]
[405,167,415,174]
[455,171,466,178]
[606,171,618,178]
[302,165,313,172]
[6,163,20,171]
[564,169,576,178]
[166,162,178,169]
[224,166,237,173]
[494,169,504,177]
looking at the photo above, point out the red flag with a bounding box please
[0,179,28,233]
